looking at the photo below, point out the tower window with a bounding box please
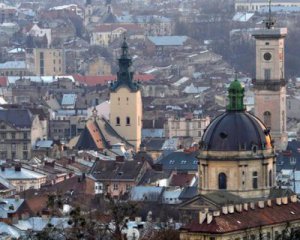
[218,172,227,190]
[264,69,271,80]
[263,111,271,129]
[126,117,130,126]
[116,117,120,126]
[252,171,258,189]
[269,170,272,187]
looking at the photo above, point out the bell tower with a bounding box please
[109,38,142,151]
[252,1,287,150]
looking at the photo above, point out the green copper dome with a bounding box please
[226,78,245,111]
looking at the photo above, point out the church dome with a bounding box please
[200,79,272,152]
[201,111,272,151]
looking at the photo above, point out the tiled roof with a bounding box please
[73,74,154,86]
[169,173,195,187]
[90,159,146,181]
[182,201,300,234]
[86,121,104,150]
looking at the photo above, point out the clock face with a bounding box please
[264,52,272,61]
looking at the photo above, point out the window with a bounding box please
[263,111,271,129]
[23,151,28,159]
[11,144,16,151]
[218,173,227,190]
[113,184,118,190]
[0,133,6,139]
[253,171,258,189]
[126,117,130,126]
[11,133,15,139]
[269,170,272,187]
[264,68,271,80]
[126,184,131,191]
[23,144,27,151]
[116,117,120,126]
[23,132,27,139]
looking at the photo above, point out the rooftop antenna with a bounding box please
[264,0,275,29]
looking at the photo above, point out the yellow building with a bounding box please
[26,48,65,76]
[87,57,111,75]
[109,39,142,151]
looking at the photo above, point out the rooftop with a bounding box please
[147,36,188,46]
[0,167,46,180]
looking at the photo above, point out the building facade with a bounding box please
[109,39,142,151]
[235,0,300,12]
[165,115,210,141]
[26,48,65,76]
[0,109,44,160]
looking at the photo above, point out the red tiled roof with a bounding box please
[86,120,104,150]
[0,76,7,87]
[73,74,155,86]
[170,173,195,187]
[182,201,300,234]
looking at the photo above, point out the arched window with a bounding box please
[218,173,227,190]
[126,117,130,126]
[116,117,120,126]
[252,171,258,189]
[269,170,272,187]
[263,111,271,129]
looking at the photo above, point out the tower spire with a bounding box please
[227,75,245,111]
[264,0,275,29]
[110,36,140,92]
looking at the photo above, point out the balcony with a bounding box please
[252,79,286,91]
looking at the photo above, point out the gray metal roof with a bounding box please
[0,109,33,128]
[158,151,198,171]
[148,36,188,46]
[61,93,77,106]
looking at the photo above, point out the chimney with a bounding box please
[116,156,124,162]
[250,202,255,210]
[235,204,242,212]
[206,212,213,224]
[15,195,20,201]
[213,210,220,217]
[276,197,282,205]
[199,211,206,224]
[282,196,288,205]
[258,201,265,209]
[14,164,21,172]
[243,203,248,211]
[290,195,297,203]
[267,199,272,207]
[222,206,228,215]
[228,204,234,214]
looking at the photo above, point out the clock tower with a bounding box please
[252,5,287,150]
